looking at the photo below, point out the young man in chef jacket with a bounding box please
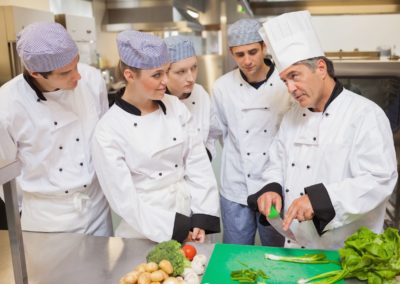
[0,22,113,236]
[164,36,213,160]
[207,19,292,246]
[248,10,398,250]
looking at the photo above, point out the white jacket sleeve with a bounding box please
[323,108,397,230]
[92,127,179,242]
[206,87,227,159]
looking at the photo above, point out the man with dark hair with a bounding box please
[248,10,397,249]
[208,18,292,246]
[0,22,112,236]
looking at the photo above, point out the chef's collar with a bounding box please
[115,88,166,116]
[165,87,191,100]
[322,79,343,112]
[23,71,47,101]
[240,58,275,89]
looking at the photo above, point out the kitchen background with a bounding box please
[1,0,400,232]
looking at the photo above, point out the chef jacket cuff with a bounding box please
[172,213,191,243]
[305,183,336,236]
[191,214,221,234]
[247,182,283,226]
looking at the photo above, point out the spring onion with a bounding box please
[265,253,338,264]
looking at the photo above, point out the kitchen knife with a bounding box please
[267,205,297,242]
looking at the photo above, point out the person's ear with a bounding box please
[123,69,136,82]
[316,59,327,78]
[30,71,44,79]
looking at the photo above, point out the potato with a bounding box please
[150,282,161,284]
[150,270,165,282]
[160,270,169,279]
[145,262,158,273]
[138,272,151,284]
[135,263,147,273]
[120,271,140,284]
[163,277,179,284]
[159,259,173,275]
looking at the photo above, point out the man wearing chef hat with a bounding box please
[248,11,397,249]
[207,18,292,246]
[0,22,112,236]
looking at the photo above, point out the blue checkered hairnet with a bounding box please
[16,22,78,72]
[165,36,196,63]
[228,19,263,47]
[117,30,169,69]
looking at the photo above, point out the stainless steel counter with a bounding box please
[0,231,214,284]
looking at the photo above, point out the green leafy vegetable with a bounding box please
[265,253,337,264]
[296,227,400,284]
[230,262,269,283]
[146,240,191,276]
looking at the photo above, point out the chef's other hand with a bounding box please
[257,191,282,218]
[283,195,314,230]
[191,228,205,243]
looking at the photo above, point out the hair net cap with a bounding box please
[165,36,196,63]
[117,30,169,69]
[259,10,324,73]
[16,22,79,72]
[228,19,263,47]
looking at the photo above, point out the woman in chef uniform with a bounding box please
[0,22,112,236]
[164,36,212,160]
[248,11,397,250]
[92,30,220,243]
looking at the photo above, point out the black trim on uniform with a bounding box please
[172,213,192,242]
[247,182,283,226]
[240,58,275,90]
[323,80,344,112]
[206,147,212,161]
[191,214,220,234]
[304,183,336,235]
[23,72,47,101]
[116,92,167,116]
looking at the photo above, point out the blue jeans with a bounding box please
[220,194,284,246]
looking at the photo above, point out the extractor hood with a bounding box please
[102,0,204,32]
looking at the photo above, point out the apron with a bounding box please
[21,178,112,237]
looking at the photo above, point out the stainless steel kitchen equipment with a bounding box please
[0,5,54,85]
[0,160,27,284]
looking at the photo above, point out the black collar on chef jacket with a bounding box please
[23,72,47,101]
[115,88,166,116]
[239,58,275,90]
[165,87,192,100]
[321,79,344,113]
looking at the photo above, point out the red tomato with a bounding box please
[182,244,197,261]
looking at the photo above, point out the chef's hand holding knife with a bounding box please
[257,192,314,231]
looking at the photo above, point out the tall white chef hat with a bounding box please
[117,30,169,69]
[260,10,324,73]
[16,22,78,72]
[165,36,196,63]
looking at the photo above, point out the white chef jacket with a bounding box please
[251,85,398,250]
[179,84,210,146]
[92,94,220,243]
[0,63,112,236]
[208,63,292,205]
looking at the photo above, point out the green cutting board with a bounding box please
[201,243,343,284]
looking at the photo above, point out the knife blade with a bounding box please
[267,205,297,242]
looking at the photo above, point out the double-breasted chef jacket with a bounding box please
[208,59,292,205]
[248,82,398,250]
[0,63,113,236]
[92,93,220,243]
[179,83,210,146]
